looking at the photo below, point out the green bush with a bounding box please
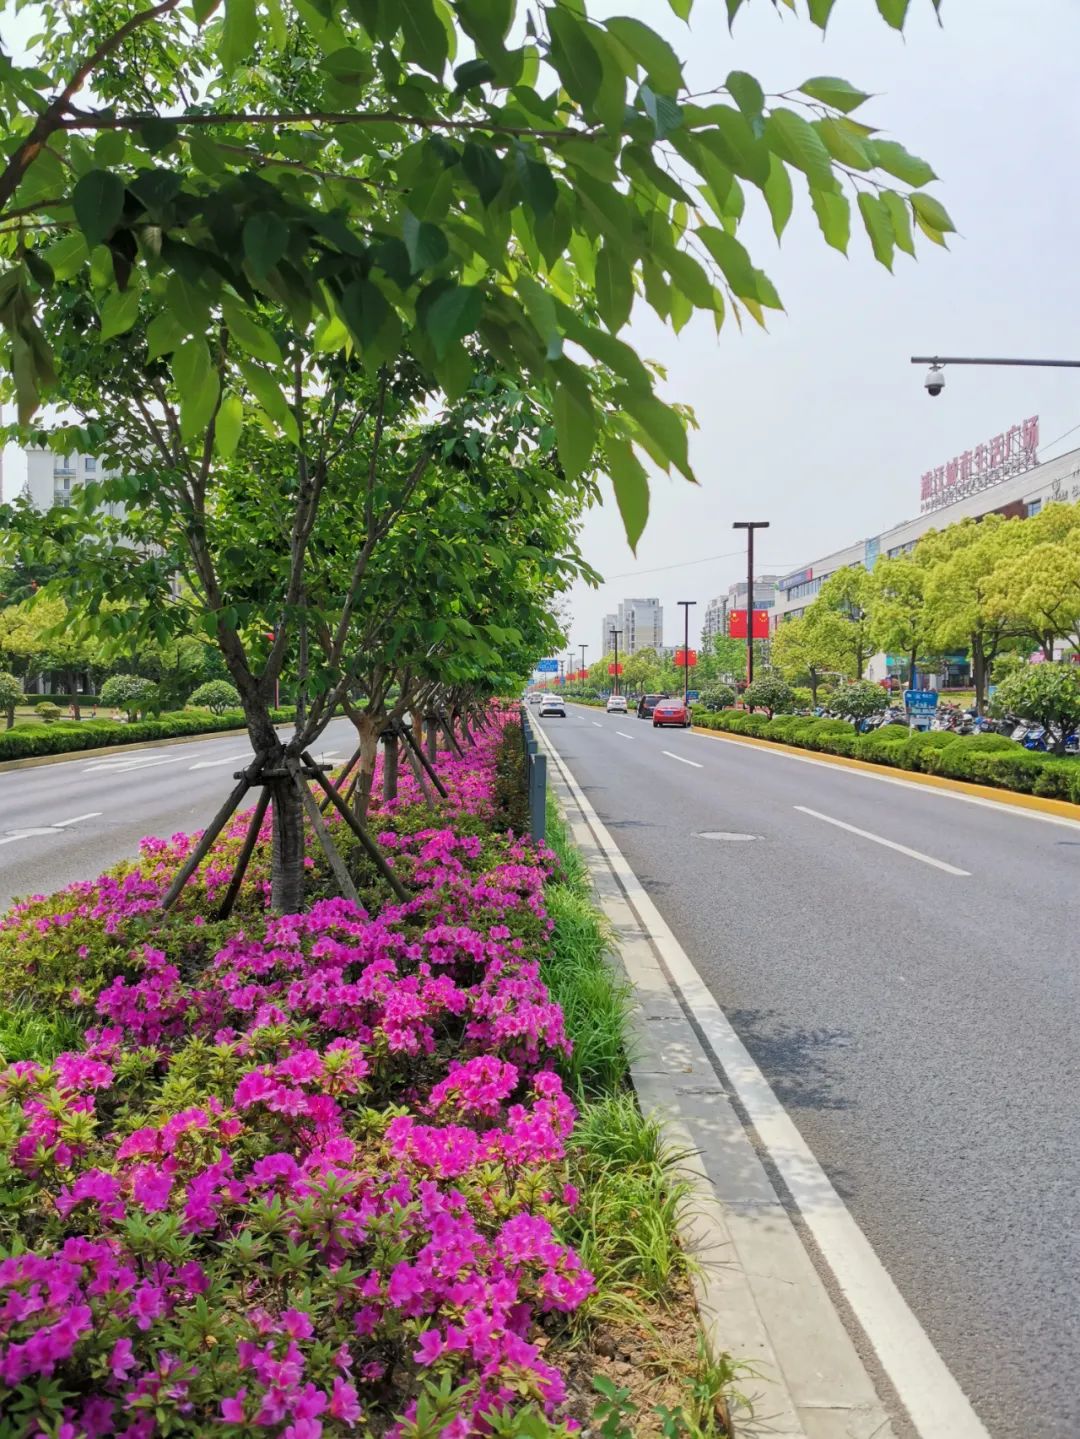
[797,718,855,751]
[698,684,736,711]
[0,706,294,762]
[187,679,242,713]
[743,675,796,717]
[34,701,62,723]
[100,673,158,719]
[762,715,803,740]
[921,732,1020,777]
[1031,758,1080,800]
[854,727,912,763]
[967,750,1052,794]
[893,729,957,771]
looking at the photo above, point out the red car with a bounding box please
[652,698,691,728]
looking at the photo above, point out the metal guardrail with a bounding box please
[520,707,547,842]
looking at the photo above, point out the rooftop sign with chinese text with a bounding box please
[920,416,1039,514]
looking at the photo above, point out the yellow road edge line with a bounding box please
[690,724,1080,820]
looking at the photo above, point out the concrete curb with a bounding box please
[542,741,899,1438]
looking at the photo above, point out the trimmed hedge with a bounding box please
[0,706,296,761]
[692,710,1080,804]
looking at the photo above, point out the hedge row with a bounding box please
[692,709,1080,804]
[0,706,296,761]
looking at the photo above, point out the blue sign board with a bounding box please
[904,689,938,716]
[536,659,558,673]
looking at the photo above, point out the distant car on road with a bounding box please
[652,697,691,728]
[605,695,628,713]
[538,696,566,718]
[636,693,670,720]
[527,692,543,704]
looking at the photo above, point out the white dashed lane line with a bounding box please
[794,806,970,876]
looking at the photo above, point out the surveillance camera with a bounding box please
[924,365,945,398]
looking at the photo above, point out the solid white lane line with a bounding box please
[616,731,634,740]
[534,721,990,1439]
[189,753,251,771]
[53,813,101,828]
[663,750,702,768]
[692,728,1080,833]
[794,805,970,876]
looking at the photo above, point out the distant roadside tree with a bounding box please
[187,680,242,715]
[743,675,795,718]
[0,671,20,730]
[832,679,886,732]
[100,674,157,720]
[991,663,1080,755]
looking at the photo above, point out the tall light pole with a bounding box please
[732,522,770,689]
[677,600,696,703]
[558,659,565,688]
[609,628,622,696]
[579,642,588,682]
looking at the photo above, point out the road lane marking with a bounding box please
[794,805,970,876]
[663,750,702,768]
[97,756,190,775]
[592,721,602,727]
[189,753,251,770]
[690,726,1080,832]
[534,720,991,1439]
[53,813,101,828]
[616,731,634,740]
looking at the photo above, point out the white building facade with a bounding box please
[23,447,124,517]
[773,435,1080,683]
[616,597,663,655]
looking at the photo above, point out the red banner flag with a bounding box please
[728,610,770,639]
[608,663,624,675]
[674,649,697,667]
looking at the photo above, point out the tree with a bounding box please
[984,509,1080,660]
[769,614,844,704]
[808,568,874,679]
[0,594,100,700]
[188,679,242,713]
[832,678,886,731]
[743,674,795,717]
[623,647,664,695]
[992,662,1080,755]
[100,673,157,719]
[0,671,20,729]
[699,683,735,711]
[869,554,933,688]
[919,515,1025,713]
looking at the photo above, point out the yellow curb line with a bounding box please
[690,724,1080,821]
[0,724,292,775]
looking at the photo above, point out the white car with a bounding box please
[528,692,544,704]
[605,695,627,714]
[538,696,566,718]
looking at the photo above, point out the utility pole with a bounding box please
[732,522,770,689]
[558,659,565,688]
[579,642,588,683]
[609,628,622,696]
[677,600,696,704]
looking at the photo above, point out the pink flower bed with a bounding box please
[0,716,594,1438]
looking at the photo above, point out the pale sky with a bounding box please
[5,2,1080,660]
[568,0,1080,653]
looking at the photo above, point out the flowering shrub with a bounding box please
[0,713,601,1438]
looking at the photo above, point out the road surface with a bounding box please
[0,718,356,910]
[536,703,1079,1439]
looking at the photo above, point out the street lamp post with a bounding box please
[609,628,622,696]
[732,522,770,689]
[579,643,588,684]
[677,600,696,703]
[558,659,565,689]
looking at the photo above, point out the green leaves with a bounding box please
[98,286,141,341]
[242,213,289,279]
[547,8,603,107]
[173,338,219,444]
[809,186,850,254]
[403,211,449,272]
[72,171,125,249]
[875,0,912,29]
[462,142,505,206]
[868,139,937,187]
[400,0,450,75]
[910,190,956,241]
[553,363,597,483]
[698,226,781,310]
[857,192,894,270]
[596,242,634,331]
[221,296,281,363]
[726,70,764,123]
[762,157,793,241]
[341,279,389,349]
[604,436,649,552]
[146,308,187,360]
[215,392,243,459]
[764,110,834,188]
[513,146,557,221]
[422,283,482,358]
[639,85,683,140]
[798,76,871,113]
[605,16,682,92]
[220,0,257,69]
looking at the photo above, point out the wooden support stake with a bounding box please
[397,718,448,798]
[439,709,464,757]
[160,755,264,912]
[216,786,271,920]
[319,743,363,814]
[301,751,410,903]
[381,729,399,802]
[295,768,362,907]
[395,722,437,808]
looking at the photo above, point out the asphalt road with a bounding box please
[0,718,356,910]
[537,703,1080,1439]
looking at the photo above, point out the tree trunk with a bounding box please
[352,713,382,816]
[4,706,13,730]
[808,671,819,705]
[972,637,987,715]
[269,773,306,914]
[908,649,917,689]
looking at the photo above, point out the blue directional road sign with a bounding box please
[536,659,559,673]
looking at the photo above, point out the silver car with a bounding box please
[538,696,566,718]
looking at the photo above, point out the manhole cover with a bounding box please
[696,831,757,841]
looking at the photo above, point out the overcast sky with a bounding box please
[566,0,1080,655]
[4,1,1079,660]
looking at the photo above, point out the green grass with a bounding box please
[0,997,85,1061]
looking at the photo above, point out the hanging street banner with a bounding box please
[729,609,770,640]
[674,649,697,667]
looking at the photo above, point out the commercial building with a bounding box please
[772,415,1080,683]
